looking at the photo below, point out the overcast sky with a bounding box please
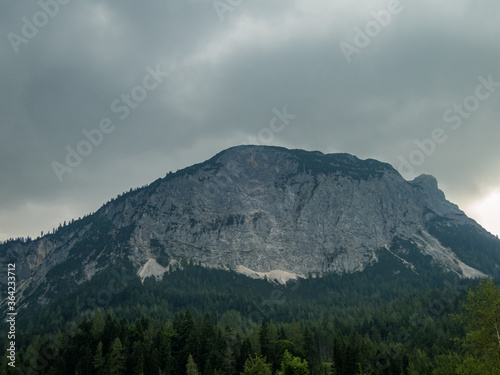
[1,0,499,241]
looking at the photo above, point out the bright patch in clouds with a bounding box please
[466,189,500,237]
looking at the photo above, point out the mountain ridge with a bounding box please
[1,145,499,311]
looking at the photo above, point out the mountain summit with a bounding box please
[2,145,500,309]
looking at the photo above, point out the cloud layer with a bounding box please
[1,0,499,240]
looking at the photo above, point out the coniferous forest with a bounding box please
[2,260,499,374]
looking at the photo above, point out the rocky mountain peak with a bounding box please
[2,146,500,310]
[411,174,443,196]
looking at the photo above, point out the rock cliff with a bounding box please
[2,145,499,308]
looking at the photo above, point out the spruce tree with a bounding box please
[109,337,126,375]
[187,354,200,375]
[93,342,105,374]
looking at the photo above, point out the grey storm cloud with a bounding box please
[1,0,500,240]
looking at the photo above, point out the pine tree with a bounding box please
[221,345,235,375]
[109,338,126,375]
[93,342,105,374]
[92,309,106,338]
[187,354,200,375]
[237,338,253,373]
[200,313,216,365]
[303,328,320,375]
[259,321,270,358]
[131,341,144,375]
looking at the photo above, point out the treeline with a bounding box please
[14,257,472,351]
[2,260,499,374]
[0,182,154,246]
[0,309,424,374]
[4,279,500,375]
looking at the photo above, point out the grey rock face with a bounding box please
[1,145,498,308]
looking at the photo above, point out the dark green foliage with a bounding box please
[4,259,497,374]
[427,219,500,279]
[241,354,273,375]
[186,354,200,375]
[453,280,500,374]
[302,328,321,375]
[277,350,309,375]
[109,337,126,375]
[259,321,270,360]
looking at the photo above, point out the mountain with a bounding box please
[1,145,500,311]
